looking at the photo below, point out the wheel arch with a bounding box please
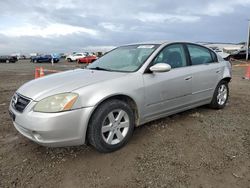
[221,77,231,83]
[89,94,139,126]
[214,77,231,95]
[85,94,140,143]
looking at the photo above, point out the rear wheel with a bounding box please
[209,80,229,109]
[67,58,72,62]
[87,99,135,153]
[6,60,9,63]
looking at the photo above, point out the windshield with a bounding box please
[87,44,159,72]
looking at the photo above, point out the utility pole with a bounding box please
[246,20,250,61]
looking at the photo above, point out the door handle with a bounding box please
[185,76,192,80]
[216,70,221,73]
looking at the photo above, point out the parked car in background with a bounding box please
[9,41,232,153]
[66,52,88,62]
[96,52,104,57]
[230,48,250,59]
[0,55,18,63]
[11,53,26,60]
[31,55,60,63]
[77,55,98,64]
[18,55,26,60]
[209,47,231,60]
[29,53,39,59]
[59,53,67,59]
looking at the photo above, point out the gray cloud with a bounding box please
[0,0,249,54]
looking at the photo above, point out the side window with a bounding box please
[210,51,218,62]
[152,44,187,68]
[187,44,213,65]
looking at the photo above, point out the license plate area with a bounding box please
[9,110,16,121]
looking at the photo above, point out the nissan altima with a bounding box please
[9,42,232,152]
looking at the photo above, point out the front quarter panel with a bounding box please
[72,72,145,122]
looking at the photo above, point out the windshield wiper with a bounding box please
[88,67,112,71]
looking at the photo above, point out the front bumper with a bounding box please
[9,101,94,147]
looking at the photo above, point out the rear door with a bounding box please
[143,43,193,120]
[186,44,221,103]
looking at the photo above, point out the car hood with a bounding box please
[17,69,128,101]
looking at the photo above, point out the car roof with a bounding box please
[123,41,198,46]
[124,41,169,46]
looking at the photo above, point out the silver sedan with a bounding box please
[9,42,232,152]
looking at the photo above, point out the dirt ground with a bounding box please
[0,60,250,188]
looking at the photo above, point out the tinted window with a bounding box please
[153,44,187,68]
[187,44,213,65]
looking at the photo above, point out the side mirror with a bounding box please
[149,63,171,73]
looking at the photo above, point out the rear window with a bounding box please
[187,44,214,65]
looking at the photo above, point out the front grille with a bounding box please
[11,93,31,113]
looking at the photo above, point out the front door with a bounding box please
[142,44,192,121]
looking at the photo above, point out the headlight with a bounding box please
[34,93,78,113]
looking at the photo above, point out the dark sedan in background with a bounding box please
[31,55,60,63]
[0,56,18,63]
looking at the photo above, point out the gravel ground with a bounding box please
[0,60,250,188]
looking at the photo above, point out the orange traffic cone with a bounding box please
[40,67,45,77]
[244,65,250,80]
[35,67,40,79]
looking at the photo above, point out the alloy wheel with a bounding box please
[101,109,130,145]
[217,84,228,105]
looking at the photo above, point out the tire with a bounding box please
[34,60,37,63]
[87,99,135,153]
[209,80,229,109]
[6,60,9,63]
[67,58,72,62]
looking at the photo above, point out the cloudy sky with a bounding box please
[0,0,250,54]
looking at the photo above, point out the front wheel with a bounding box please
[87,99,135,153]
[209,80,229,109]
